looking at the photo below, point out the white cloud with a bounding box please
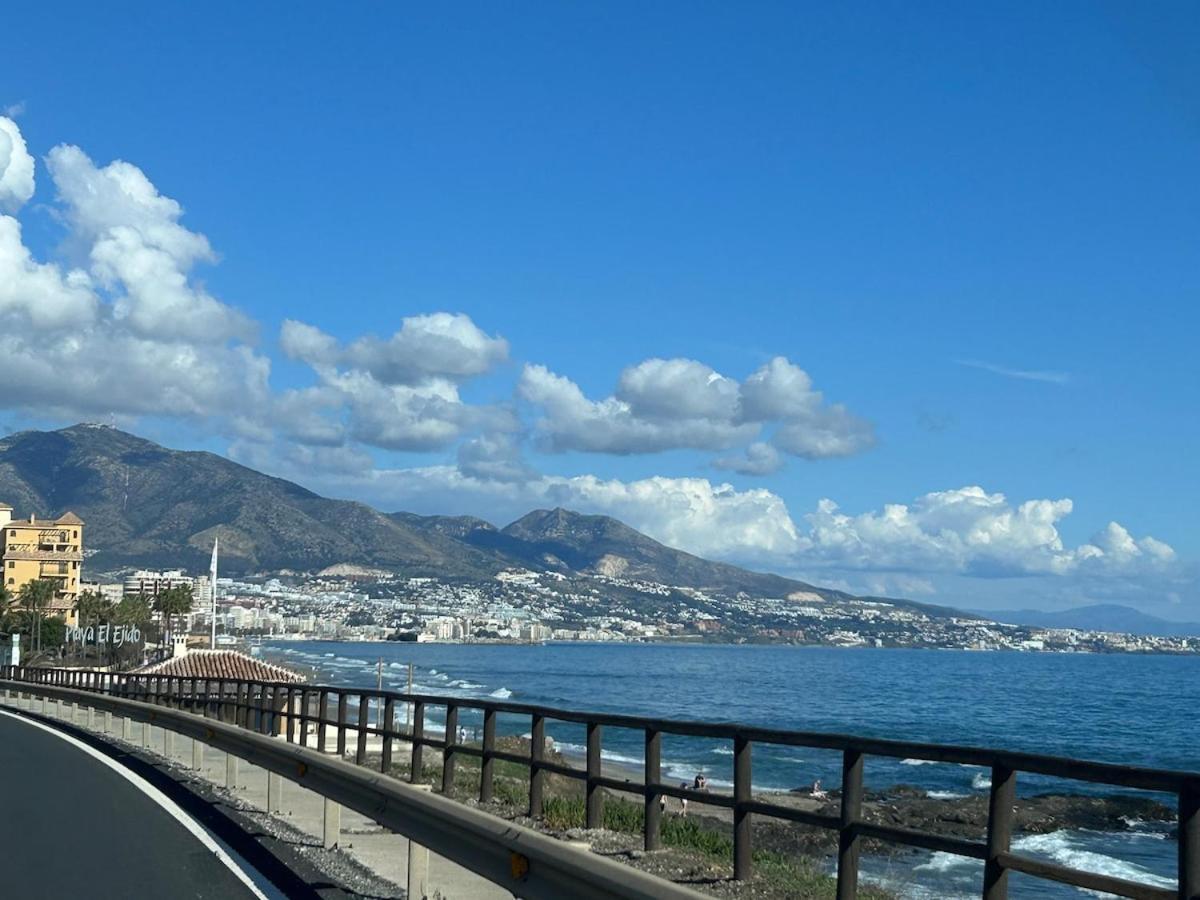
[957,359,1070,385]
[520,355,874,465]
[801,486,1176,578]
[0,117,35,212]
[0,215,99,328]
[278,314,515,452]
[281,313,508,385]
[519,362,755,454]
[714,442,783,476]
[46,144,253,343]
[0,120,268,423]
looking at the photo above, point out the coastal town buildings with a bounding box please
[0,504,84,624]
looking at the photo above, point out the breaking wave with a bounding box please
[1013,832,1175,890]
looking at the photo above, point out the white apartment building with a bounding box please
[123,569,194,598]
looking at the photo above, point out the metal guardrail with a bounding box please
[0,673,704,900]
[6,665,1198,900]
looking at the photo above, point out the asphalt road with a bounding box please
[0,710,261,900]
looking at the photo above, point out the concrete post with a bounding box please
[87,706,95,730]
[104,711,113,734]
[192,738,204,771]
[225,753,238,790]
[408,784,432,900]
[55,699,63,719]
[141,722,150,749]
[267,771,282,813]
[322,797,341,849]
[121,717,131,741]
[41,696,48,715]
[164,729,175,758]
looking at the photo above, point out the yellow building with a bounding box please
[0,505,84,625]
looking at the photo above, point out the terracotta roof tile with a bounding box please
[134,650,305,683]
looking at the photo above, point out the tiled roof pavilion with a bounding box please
[135,650,305,683]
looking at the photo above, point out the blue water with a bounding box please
[265,641,1196,898]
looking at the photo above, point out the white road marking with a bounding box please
[0,706,283,900]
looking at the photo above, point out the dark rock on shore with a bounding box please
[745,789,1174,859]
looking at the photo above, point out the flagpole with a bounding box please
[210,537,219,648]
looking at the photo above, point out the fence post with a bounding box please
[299,689,310,748]
[336,692,348,758]
[586,721,603,829]
[381,698,395,774]
[356,693,370,764]
[318,689,330,752]
[645,728,662,851]
[480,708,496,803]
[530,713,545,818]
[734,735,752,880]
[285,687,296,742]
[1182,780,1199,900]
[241,682,253,729]
[442,704,459,795]
[267,770,282,813]
[836,748,864,900]
[410,701,425,783]
[323,797,340,849]
[983,764,1016,900]
[408,784,433,899]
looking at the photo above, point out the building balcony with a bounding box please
[4,545,83,561]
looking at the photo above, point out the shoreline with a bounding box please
[267,635,1200,656]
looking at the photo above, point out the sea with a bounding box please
[262,641,1197,899]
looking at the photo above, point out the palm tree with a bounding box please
[18,580,56,654]
[0,582,13,630]
[154,585,194,653]
[112,594,153,668]
[74,590,113,661]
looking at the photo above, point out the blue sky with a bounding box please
[1,2,1196,614]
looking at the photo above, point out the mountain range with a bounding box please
[0,424,864,603]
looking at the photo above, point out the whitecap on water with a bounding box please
[1013,831,1175,889]
[489,687,513,699]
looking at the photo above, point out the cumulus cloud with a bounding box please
[0,117,35,212]
[278,313,514,452]
[519,362,756,454]
[0,121,269,424]
[801,486,1176,578]
[520,355,874,465]
[281,313,508,385]
[0,216,99,328]
[46,144,254,343]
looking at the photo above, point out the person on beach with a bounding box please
[679,782,690,815]
[694,773,708,791]
[811,778,828,800]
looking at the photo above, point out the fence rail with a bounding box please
[5,665,1197,900]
